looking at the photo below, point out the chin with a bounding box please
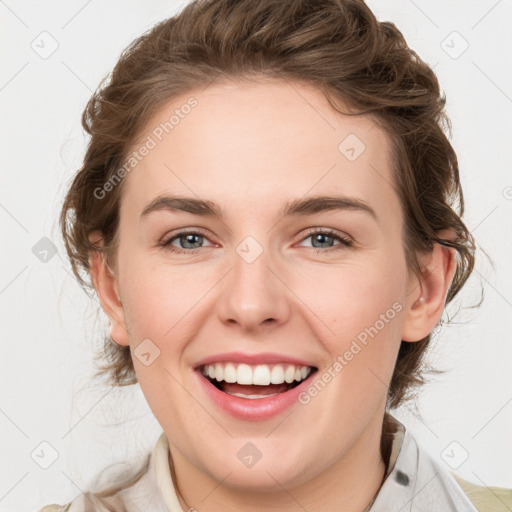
[203,452,315,492]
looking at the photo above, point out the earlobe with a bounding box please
[401,235,458,343]
[88,233,130,347]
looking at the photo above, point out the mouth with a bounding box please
[197,362,318,400]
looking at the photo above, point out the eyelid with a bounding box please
[160,227,215,249]
[297,227,353,245]
[160,226,353,254]
[160,226,210,243]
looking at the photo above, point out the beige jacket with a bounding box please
[38,414,512,512]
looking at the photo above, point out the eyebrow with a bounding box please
[140,194,378,222]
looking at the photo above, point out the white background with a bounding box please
[1,1,511,510]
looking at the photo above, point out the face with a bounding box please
[99,79,428,494]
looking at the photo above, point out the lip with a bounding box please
[195,367,317,421]
[193,351,316,369]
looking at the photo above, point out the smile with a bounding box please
[202,362,313,394]
[195,361,318,420]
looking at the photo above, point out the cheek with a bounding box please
[294,257,404,337]
[292,257,406,392]
[120,260,212,347]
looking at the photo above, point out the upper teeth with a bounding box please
[201,363,312,386]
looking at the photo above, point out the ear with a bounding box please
[401,229,458,342]
[88,231,130,346]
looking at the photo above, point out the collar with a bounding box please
[368,413,478,511]
[151,412,478,512]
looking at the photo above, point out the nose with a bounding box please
[216,243,291,333]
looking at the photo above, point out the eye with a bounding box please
[159,227,353,255]
[160,229,214,254]
[297,228,353,252]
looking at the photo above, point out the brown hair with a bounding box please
[61,0,476,416]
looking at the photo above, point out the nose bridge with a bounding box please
[216,235,290,330]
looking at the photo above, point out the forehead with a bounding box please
[122,79,399,224]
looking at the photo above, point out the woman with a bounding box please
[39,0,511,510]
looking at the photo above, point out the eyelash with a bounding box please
[159,228,353,255]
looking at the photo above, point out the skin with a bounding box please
[89,78,456,511]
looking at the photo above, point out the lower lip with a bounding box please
[195,370,315,421]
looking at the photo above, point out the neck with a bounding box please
[171,411,390,512]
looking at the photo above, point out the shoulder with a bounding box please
[36,493,126,512]
[451,472,512,512]
[36,449,158,512]
[38,505,71,512]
